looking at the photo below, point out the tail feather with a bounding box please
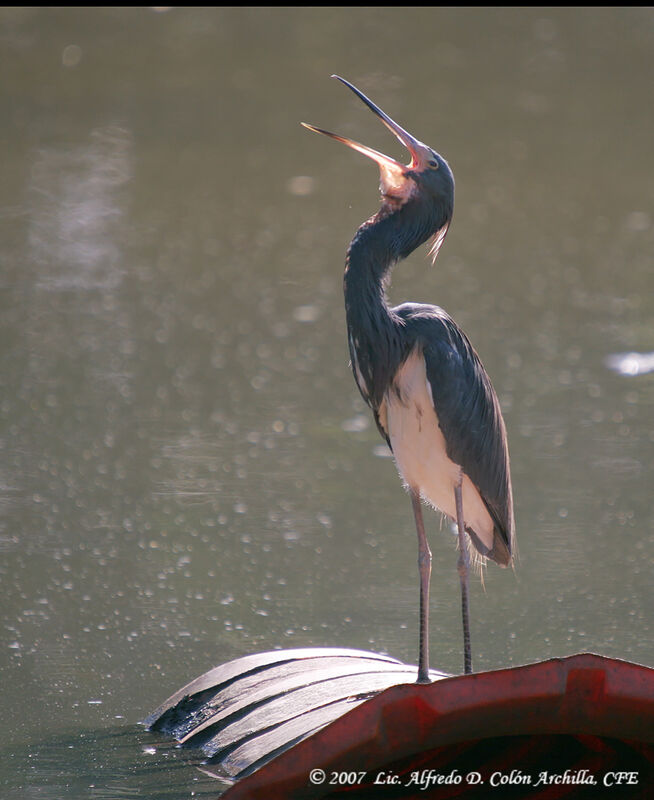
[467,525,512,568]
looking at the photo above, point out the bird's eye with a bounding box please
[428,159,439,170]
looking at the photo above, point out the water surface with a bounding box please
[1,7,653,797]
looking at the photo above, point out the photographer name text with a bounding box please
[308,768,640,790]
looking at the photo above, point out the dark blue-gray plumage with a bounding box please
[303,76,514,680]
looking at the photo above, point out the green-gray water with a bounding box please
[1,7,653,797]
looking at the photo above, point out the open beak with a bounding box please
[302,75,433,198]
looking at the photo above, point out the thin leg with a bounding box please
[410,488,432,683]
[454,479,472,674]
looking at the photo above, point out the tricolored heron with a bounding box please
[303,77,514,681]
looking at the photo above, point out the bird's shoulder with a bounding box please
[392,302,473,362]
[393,301,452,325]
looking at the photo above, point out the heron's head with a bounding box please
[302,76,454,260]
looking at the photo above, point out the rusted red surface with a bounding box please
[217,653,653,800]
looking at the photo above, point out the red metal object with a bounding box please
[147,650,654,799]
[216,653,653,800]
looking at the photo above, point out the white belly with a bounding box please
[380,349,494,550]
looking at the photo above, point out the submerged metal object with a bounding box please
[145,647,447,781]
[146,649,654,799]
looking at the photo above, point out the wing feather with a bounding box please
[395,303,514,563]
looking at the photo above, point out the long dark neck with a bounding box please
[344,199,439,408]
[344,207,398,335]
